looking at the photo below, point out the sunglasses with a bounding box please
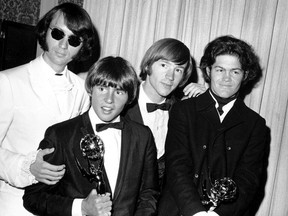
[49,27,82,47]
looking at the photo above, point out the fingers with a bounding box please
[43,161,66,173]
[82,190,112,216]
[183,83,207,98]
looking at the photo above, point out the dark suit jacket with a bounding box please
[122,94,178,192]
[158,91,268,216]
[23,112,159,216]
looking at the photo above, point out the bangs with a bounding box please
[88,59,133,92]
[93,77,124,90]
[150,41,190,66]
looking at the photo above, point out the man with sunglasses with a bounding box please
[0,3,98,215]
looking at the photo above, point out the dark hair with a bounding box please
[36,2,97,61]
[139,38,193,87]
[199,35,262,86]
[85,56,139,104]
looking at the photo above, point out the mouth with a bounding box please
[161,81,173,88]
[55,50,66,57]
[102,106,113,114]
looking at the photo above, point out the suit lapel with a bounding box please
[73,112,112,194]
[113,118,131,201]
[28,56,60,116]
[220,99,245,131]
[124,100,144,124]
[197,91,221,128]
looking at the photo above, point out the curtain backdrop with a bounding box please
[83,0,288,215]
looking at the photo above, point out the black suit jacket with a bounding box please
[23,112,159,216]
[158,91,268,216]
[122,94,178,192]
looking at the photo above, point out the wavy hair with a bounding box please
[200,35,262,86]
[36,3,97,61]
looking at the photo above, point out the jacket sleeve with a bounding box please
[23,127,74,216]
[215,116,268,216]
[165,101,207,216]
[134,128,160,216]
[0,72,37,187]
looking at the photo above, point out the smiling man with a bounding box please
[158,35,268,216]
[123,38,193,191]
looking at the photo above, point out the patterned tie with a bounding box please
[146,103,171,113]
[96,122,124,132]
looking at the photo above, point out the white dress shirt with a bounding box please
[138,82,169,159]
[73,108,122,216]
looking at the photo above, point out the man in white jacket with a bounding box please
[0,3,98,215]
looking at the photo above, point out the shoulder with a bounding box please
[236,99,266,123]
[77,71,88,80]
[123,117,151,135]
[0,62,29,78]
[46,114,84,136]
[68,70,86,86]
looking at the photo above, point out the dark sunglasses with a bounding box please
[49,27,82,47]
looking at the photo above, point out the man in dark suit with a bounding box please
[123,38,199,190]
[23,56,159,216]
[158,35,268,216]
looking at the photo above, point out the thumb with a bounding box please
[39,148,55,157]
[91,189,98,195]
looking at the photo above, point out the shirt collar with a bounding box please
[88,107,121,130]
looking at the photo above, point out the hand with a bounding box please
[182,82,207,99]
[30,148,66,185]
[82,189,112,216]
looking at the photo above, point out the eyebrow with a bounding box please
[159,59,186,68]
[214,65,242,70]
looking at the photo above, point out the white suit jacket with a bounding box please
[0,55,90,216]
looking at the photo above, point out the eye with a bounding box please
[232,69,242,75]
[116,89,126,95]
[175,68,184,73]
[161,63,167,68]
[97,86,107,92]
[215,68,224,73]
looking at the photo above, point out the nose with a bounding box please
[165,68,175,81]
[105,88,114,104]
[59,37,69,49]
[223,70,232,81]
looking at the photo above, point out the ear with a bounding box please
[243,71,248,81]
[206,67,211,77]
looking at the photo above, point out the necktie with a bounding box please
[96,122,124,132]
[210,90,238,116]
[146,103,171,113]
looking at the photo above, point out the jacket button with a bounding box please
[203,145,207,149]
[227,146,232,151]
[195,174,199,178]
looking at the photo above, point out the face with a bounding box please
[207,54,246,98]
[90,85,128,122]
[43,12,83,72]
[143,59,186,102]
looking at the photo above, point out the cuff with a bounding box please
[193,211,208,216]
[207,211,219,216]
[21,150,39,185]
[72,198,84,216]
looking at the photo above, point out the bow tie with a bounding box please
[96,122,124,132]
[146,103,171,113]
